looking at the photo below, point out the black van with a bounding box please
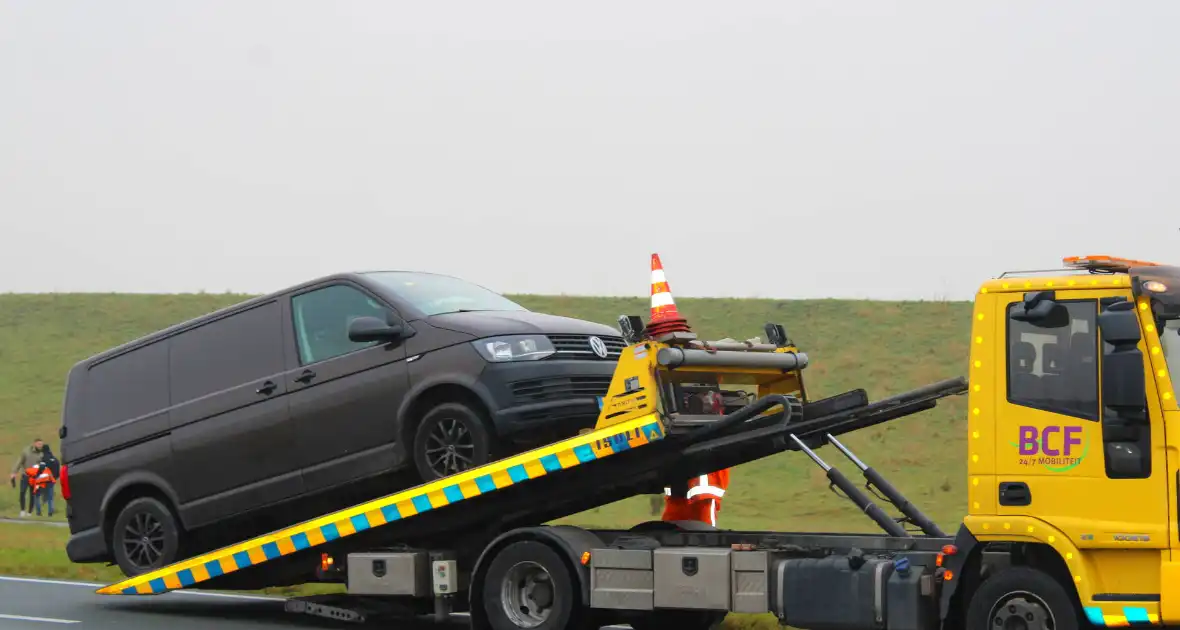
[59,271,625,577]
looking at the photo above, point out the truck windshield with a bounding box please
[364,271,528,316]
[1160,318,1180,392]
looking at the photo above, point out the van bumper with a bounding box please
[66,527,109,563]
[479,358,617,444]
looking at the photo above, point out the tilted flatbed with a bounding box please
[97,312,974,630]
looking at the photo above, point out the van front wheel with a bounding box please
[111,496,181,577]
[412,402,495,481]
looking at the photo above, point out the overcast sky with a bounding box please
[1,2,1177,301]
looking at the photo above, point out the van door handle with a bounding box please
[256,381,277,396]
[294,369,316,384]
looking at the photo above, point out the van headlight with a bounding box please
[472,335,556,362]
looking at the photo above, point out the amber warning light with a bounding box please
[1063,255,1162,271]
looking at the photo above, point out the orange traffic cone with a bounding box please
[646,253,696,342]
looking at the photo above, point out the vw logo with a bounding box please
[588,336,609,359]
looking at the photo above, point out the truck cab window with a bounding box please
[292,285,392,365]
[1006,299,1099,421]
[1161,319,1180,388]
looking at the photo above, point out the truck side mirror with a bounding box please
[1098,302,1147,421]
[1011,291,1069,327]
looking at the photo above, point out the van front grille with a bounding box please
[547,334,626,360]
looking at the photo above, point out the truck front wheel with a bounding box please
[480,540,589,630]
[965,566,1079,630]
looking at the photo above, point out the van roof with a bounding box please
[70,270,464,369]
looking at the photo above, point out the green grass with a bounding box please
[0,292,973,628]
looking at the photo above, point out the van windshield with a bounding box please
[364,271,527,316]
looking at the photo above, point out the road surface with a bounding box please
[0,576,631,629]
[0,576,465,629]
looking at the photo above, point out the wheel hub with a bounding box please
[500,561,555,628]
[121,511,166,571]
[992,595,1053,630]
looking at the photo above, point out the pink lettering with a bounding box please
[1042,426,1060,456]
[1019,426,1039,455]
[1064,426,1082,457]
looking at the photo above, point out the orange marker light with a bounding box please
[941,544,958,556]
[943,570,954,581]
[580,552,591,566]
[1063,255,1162,272]
[321,553,334,572]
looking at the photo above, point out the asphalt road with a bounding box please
[0,576,631,629]
[0,576,466,629]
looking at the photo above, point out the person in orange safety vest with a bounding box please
[25,463,56,517]
[662,389,731,527]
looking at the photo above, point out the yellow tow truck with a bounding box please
[91,254,1180,630]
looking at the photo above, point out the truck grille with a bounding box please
[547,334,626,360]
[511,375,613,405]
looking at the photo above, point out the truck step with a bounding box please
[285,596,368,623]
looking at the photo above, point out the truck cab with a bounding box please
[962,255,1180,626]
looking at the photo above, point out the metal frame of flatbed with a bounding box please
[98,375,967,598]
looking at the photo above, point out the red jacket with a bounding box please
[26,465,55,491]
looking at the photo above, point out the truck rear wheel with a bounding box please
[965,566,1079,630]
[480,540,589,630]
[111,496,181,578]
[412,402,495,481]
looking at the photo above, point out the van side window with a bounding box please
[170,301,285,405]
[1006,299,1099,421]
[292,284,391,365]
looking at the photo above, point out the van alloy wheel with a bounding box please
[412,402,495,481]
[111,496,181,577]
[122,512,166,570]
[425,417,477,477]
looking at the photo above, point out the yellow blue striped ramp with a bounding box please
[97,414,665,596]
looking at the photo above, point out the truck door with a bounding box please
[994,289,1169,596]
[282,282,412,494]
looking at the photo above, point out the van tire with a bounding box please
[965,566,1079,630]
[111,496,181,578]
[412,402,495,481]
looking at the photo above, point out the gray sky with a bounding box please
[2,1,1177,301]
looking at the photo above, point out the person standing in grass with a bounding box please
[8,438,44,518]
[35,444,60,517]
[26,460,56,517]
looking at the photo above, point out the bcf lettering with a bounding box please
[1019,425,1081,456]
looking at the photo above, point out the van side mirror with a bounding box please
[348,314,406,343]
[1098,302,1147,420]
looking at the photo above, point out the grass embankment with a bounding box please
[0,292,972,627]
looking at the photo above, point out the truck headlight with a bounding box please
[472,335,555,362]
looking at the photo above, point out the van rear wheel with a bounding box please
[111,496,181,577]
[412,402,495,481]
